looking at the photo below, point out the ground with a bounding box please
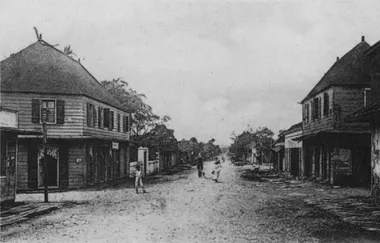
[1,158,380,243]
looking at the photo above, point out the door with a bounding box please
[290,148,300,176]
[143,151,147,177]
[38,145,59,188]
[315,148,320,178]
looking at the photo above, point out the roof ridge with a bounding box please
[300,40,370,103]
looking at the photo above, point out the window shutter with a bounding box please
[93,105,97,127]
[123,116,127,132]
[117,114,121,132]
[87,103,92,126]
[306,104,309,123]
[127,114,131,132]
[104,108,110,128]
[311,100,314,121]
[31,99,40,123]
[110,111,114,130]
[318,98,322,119]
[98,107,102,128]
[57,100,65,124]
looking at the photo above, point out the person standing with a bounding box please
[212,160,222,183]
[196,156,204,178]
[134,165,146,194]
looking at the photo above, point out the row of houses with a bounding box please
[0,38,179,204]
[272,36,380,196]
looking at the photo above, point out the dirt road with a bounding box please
[1,158,380,243]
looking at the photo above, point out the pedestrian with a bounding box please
[212,160,222,183]
[134,164,146,194]
[196,156,204,178]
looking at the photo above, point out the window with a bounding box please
[123,115,130,133]
[104,108,110,128]
[32,99,65,124]
[41,100,56,123]
[312,97,321,120]
[110,111,114,130]
[87,103,94,127]
[117,113,121,132]
[303,103,310,124]
[364,88,371,107]
[323,93,329,117]
[98,107,103,128]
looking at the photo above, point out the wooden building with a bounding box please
[297,37,371,186]
[283,122,303,178]
[0,39,132,191]
[346,40,380,196]
[272,134,285,171]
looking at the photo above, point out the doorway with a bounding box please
[38,145,59,188]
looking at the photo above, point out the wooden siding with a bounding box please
[0,92,84,136]
[68,144,86,188]
[16,141,28,190]
[333,86,371,131]
[303,88,334,135]
[372,116,380,196]
[82,97,130,141]
[0,92,131,141]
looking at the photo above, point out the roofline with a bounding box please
[300,83,370,104]
[1,39,128,113]
[0,90,130,114]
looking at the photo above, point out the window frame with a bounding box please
[40,99,57,124]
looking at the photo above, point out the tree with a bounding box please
[100,78,171,143]
[229,126,274,160]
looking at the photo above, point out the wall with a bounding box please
[303,88,334,135]
[82,97,130,141]
[0,92,131,142]
[372,116,380,196]
[0,92,84,136]
[334,86,370,131]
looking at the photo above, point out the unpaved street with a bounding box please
[1,158,380,243]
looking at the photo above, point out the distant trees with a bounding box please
[229,127,274,160]
[178,137,222,163]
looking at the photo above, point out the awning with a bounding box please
[292,133,316,142]
[0,127,42,135]
[272,146,284,153]
[346,102,380,122]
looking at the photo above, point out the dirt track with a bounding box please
[1,158,380,243]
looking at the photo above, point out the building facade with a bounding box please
[298,37,372,186]
[0,40,132,191]
[283,122,303,178]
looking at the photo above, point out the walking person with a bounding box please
[134,164,146,194]
[196,156,204,178]
[212,160,222,183]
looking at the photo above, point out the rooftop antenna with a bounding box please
[33,27,42,41]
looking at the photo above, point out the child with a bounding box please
[134,165,146,194]
[212,160,222,183]
[196,156,204,178]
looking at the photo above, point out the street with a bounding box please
[1,157,380,243]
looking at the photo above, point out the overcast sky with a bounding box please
[1,0,380,146]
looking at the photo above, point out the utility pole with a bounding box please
[42,122,49,203]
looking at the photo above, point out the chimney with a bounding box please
[362,36,365,42]
[336,56,339,62]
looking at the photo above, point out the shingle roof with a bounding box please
[0,40,126,111]
[283,122,302,135]
[301,40,371,103]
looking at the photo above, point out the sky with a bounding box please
[1,0,380,146]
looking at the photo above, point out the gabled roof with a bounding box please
[283,122,302,135]
[301,39,371,103]
[0,40,126,111]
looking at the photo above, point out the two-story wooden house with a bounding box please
[297,36,372,186]
[346,40,380,196]
[0,39,132,191]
